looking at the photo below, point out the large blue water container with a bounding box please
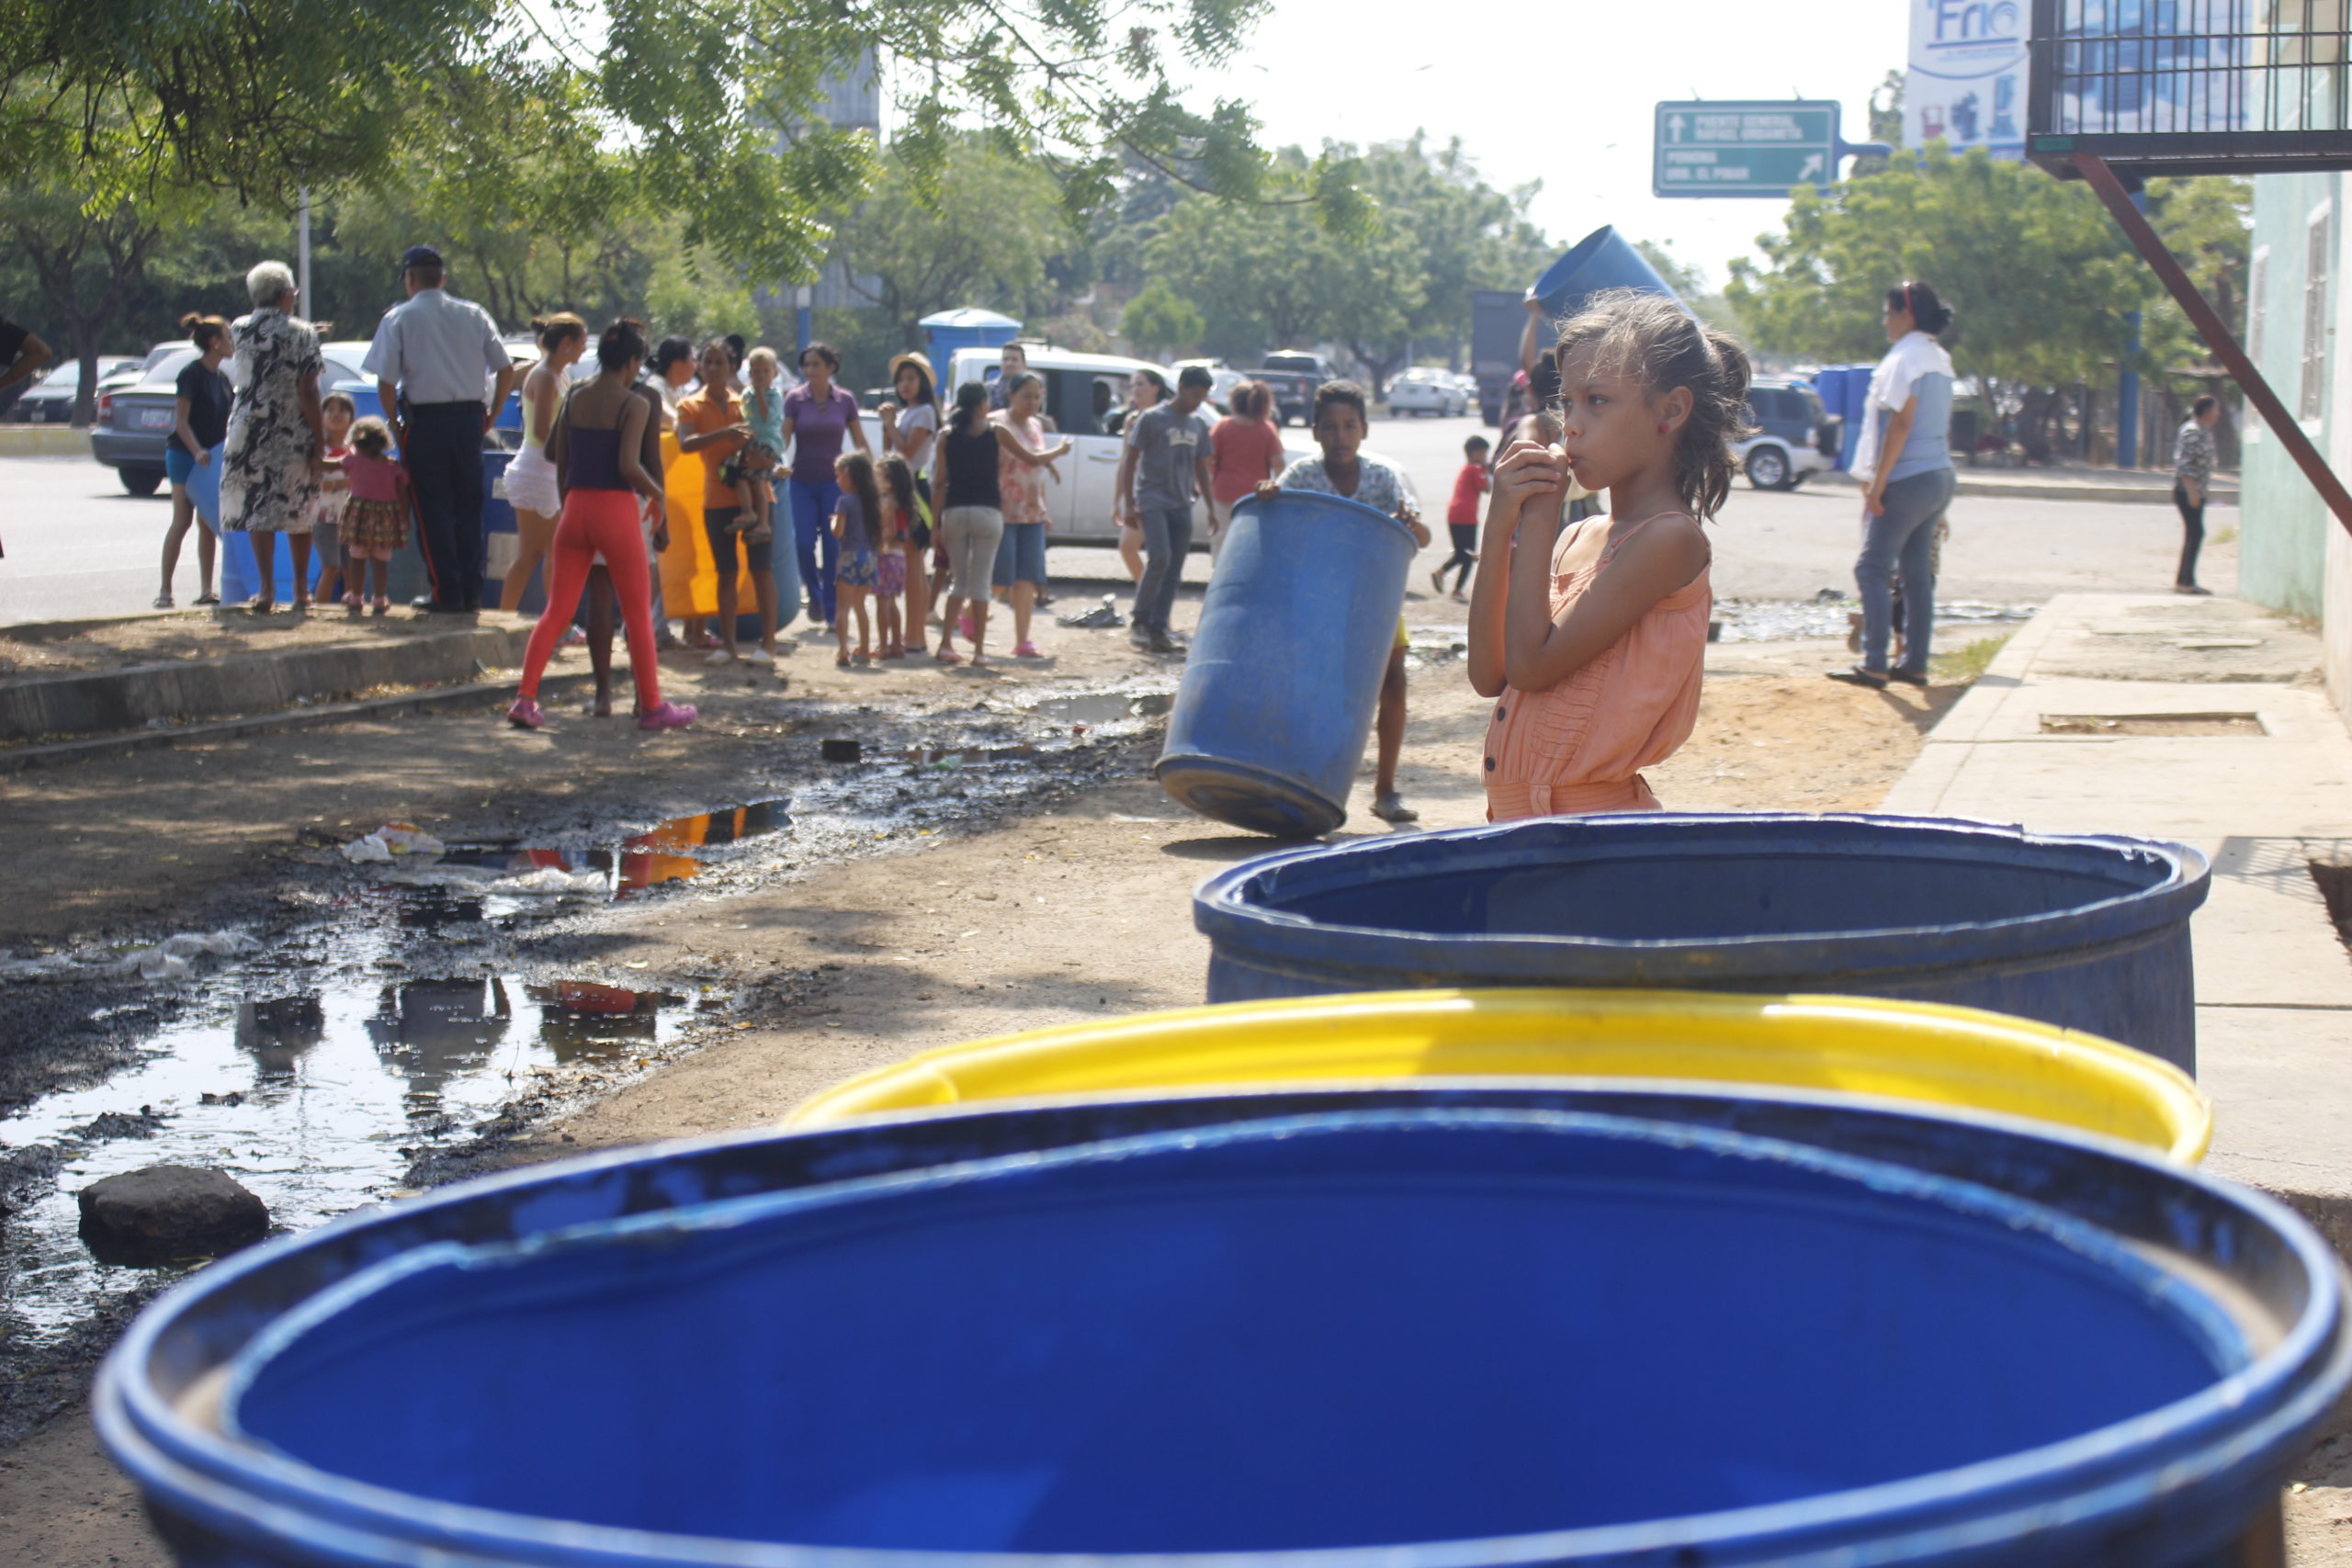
[1814,361,1880,468]
[1531,225,1685,319]
[102,1095,2346,1568]
[1156,491,1419,836]
[1195,813,2211,1072]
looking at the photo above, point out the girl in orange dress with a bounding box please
[1466,290,1748,820]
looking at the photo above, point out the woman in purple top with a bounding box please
[780,342,872,629]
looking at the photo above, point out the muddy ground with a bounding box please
[13,583,2336,1566]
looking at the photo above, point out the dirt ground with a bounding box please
[12,588,2336,1566]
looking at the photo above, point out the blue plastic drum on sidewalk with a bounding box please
[1194,812,2211,1072]
[1156,490,1418,836]
[98,1094,2348,1568]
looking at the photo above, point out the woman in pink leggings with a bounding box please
[507,320,695,732]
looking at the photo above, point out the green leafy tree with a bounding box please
[1724,145,2245,459]
[829,139,1080,344]
[1122,278,1204,358]
[3,0,1305,287]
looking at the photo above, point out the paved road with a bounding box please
[0,423,2233,628]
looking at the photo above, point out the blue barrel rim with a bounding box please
[1193,812,2211,988]
[203,1109,2268,1563]
[97,1086,2346,1568]
[1224,486,1422,542]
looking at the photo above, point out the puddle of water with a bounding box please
[0,976,688,1345]
[0,682,1174,1364]
[1711,598,2036,644]
[375,801,795,917]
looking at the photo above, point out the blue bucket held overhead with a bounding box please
[1194,812,2211,1072]
[98,1086,2347,1568]
[1531,224,1687,320]
[1156,490,1418,836]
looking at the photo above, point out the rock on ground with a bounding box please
[76,1166,267,1266]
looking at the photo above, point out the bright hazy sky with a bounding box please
[1185,0,1913,291]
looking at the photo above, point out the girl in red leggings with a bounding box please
[508,320,696,732]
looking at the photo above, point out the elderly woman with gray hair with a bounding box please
[220,259,324,612]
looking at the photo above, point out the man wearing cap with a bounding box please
[363,245,516,613]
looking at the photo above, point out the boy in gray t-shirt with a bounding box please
[1115,367,1217,650]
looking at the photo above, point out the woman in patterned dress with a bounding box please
[220,260,324,614]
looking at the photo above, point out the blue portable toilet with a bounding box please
[921,308,1023,362]
[1812,364,1879,469]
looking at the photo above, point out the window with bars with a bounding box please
[2302,212,2330,421]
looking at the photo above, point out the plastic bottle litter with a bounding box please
[340,824,447,864]
[107,931,259,983]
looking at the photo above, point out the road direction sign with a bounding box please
[1655,100,1844,197]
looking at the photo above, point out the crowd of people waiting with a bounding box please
[53,246,2038,831]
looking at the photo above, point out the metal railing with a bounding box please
[2030,0,2352,171]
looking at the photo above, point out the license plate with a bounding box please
[137,408,173,430]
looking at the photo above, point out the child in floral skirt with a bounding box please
[340,417,410,615]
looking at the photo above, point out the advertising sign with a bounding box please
[1653,101,1844,197]
[1907,0,2028,160]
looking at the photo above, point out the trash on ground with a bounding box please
[340,823,447,864]
[1058,595,1125,629]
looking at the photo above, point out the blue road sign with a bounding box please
[1656,100,1845,197]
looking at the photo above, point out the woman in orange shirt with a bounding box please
[1466,291,1747,820]
[1206,379,1285,558]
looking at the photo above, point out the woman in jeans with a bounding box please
[933,381,1005,667]
[779,342,872,631]
[1830,281,1958,690]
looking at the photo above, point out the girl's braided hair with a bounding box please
[1553,288,1752,521]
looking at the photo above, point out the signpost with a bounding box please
[1654,100,1849,197]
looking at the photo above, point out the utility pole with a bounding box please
[298,187,311,310]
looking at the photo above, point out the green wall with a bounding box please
[2240,171,2336,617]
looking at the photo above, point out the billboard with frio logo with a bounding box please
[1907,0,2028,160]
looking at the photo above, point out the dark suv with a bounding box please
[1736,378,1841,491]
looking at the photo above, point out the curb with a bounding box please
[1807,470,2236,507]
[0,625,535,742]
[0,426,89,457]
[0,672,595,772]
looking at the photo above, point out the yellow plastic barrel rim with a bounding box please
[786,988,2211,1165]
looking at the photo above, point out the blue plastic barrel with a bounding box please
[101,1094,2346,1568]
[1156,491,1419,835]
[1531,224,1685,319]
[218,531,304,605]
[1194,813,2211,1072]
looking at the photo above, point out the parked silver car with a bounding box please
[91,343,378,496]
[1385,367,1468,417]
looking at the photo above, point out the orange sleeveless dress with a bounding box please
[1482,514,1712,820]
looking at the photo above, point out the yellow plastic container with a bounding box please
[786,988,2211,1163]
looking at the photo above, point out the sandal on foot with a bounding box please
[933,646,961,664]
[637,699,696,730]
[153,592,174,609]
[192,591,220,606]
[505,696,546,730]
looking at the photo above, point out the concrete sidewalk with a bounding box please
[1880,592,2352,1252]
[1813,464,2238,506]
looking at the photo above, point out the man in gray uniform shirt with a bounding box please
[1115,363,1217,653]
[363,245,516,612]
